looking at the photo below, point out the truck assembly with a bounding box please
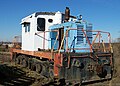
[11,7,114,85]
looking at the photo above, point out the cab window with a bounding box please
[23,22,30,32]
[37,18,45,31]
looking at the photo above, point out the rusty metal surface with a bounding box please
[12,49,53,60]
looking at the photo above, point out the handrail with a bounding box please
[57,28,112,53]
[35,30,59,50]
[64,28,93,52]
[35,28,113,53]
[58,29,69,53]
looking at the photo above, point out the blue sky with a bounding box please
[0,0,120,42]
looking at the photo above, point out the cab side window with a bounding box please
[37,18,45,31]
[24,23,30,33]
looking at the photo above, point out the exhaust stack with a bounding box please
[65,7,70,22]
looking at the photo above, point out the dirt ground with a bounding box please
[0,43,120,86]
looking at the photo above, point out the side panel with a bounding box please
[58,53,113,84]
[34,14,62,51]
[22,12,63,51]
[22,16,35,51]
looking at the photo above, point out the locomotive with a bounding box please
[11,7,113,85]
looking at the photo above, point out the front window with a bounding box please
[37,18,45,31]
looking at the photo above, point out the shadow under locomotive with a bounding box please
[0,64,35,86]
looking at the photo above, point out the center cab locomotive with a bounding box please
[11,7,113,85]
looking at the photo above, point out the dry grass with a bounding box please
[109,43,120,86]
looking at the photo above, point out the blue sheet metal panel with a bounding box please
[49,21,73,30]
[49,30,59,49]
[50,31,57,38]
[63,22,89,53]
[49,22,74,50]
[49,20,92,53]
[86,23,92,44]
[51,39,59,49]
[49,24,61,50]
[77,25,84,44]
[65,23,77,52]
[49,24,63,30]
[68,23,91,53]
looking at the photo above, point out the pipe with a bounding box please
[65,7,70,22]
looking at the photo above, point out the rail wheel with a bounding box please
[15,57,20,64]
[31,62,36,71]
[15,55,23,64]
[19,56,23,65]
[40,63,47,76]
[49,69,54,82]
[28,58,32,69]
[36,62,42,73]
[22,59,28,67]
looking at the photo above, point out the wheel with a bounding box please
[19,56,23,65]
[40,62,49,77]
[22,59,28,67]
[31,62,36,71]
[40,63,46,76]
[28,58,32,69]
[13,53,17,62]
[15,57,20,64]
[36,63,42,73]
[71,66,82,86]
[49,69,54,82]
